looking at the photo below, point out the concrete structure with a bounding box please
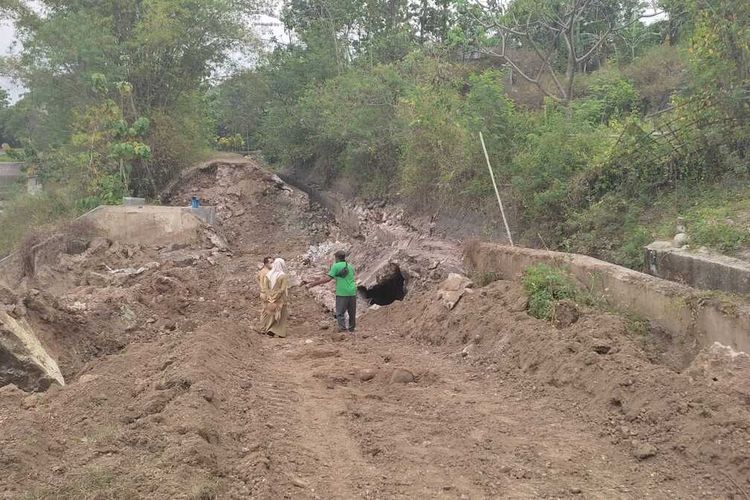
[0,162,23,193]
[84,205,216,246]
[645,241,750,295]
[123,197,146,207]
[467,243,750,355]
[26,175,42,195]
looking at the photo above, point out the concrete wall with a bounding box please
[645,241,750,295]
[0,205,214,283]
[83,205,210,247]
[467,243,750,354]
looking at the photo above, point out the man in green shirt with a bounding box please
[307,250,357,333]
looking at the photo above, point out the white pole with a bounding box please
[480,132,514,247]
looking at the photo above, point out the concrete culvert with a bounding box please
[359,264,407,306]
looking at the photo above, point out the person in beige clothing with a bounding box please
[260,258,290,338]
[258,256,273,302]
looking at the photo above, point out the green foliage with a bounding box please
[574,71,639,124]
[3,0,252,195]
[691,220,749,253]
[216,134,246,150]
[521,264,580,320]
[0,186,81,257]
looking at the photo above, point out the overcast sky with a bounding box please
[0,20,21,102]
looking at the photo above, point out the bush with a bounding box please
[0,186,81,258]
[574,71,639,124]
[521,264,580,320]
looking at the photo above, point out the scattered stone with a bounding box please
[86,237,111,255]
[172,254,198,267]
[570,487,583,494]
[78,374,99,384]
[437,273,473,310]
[304,339,314,345]
[358,369,377,382]
[461,344,477,358]
[510,296,529,313]
[319,321,330,331]
[0,383,23,397]
[632,442,657,460]
[369,304,382,311]
[592,343,612,355]
[330,332,347,342]
[290,476,309,489]
[389,368,415,384]
[21,393,42,410]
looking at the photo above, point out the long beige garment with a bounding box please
[258,267,270,302]
[260,274,289,338]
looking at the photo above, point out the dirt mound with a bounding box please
[362,279,750,496]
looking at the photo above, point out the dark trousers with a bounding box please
[335,295,357,332]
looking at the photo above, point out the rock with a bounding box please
[21,393,42,409]
[632,442,657,460]
[78,374,99,384]
[440,273,474,292]
[0,383,23,397]
[369,304,382,311]
[290,476,309,489]
[86,237,111,255]
[84,271,111,287]
[171,254,198,267]
[330,332,347,342]
[592,341,612,355]
[673,232,689,248]
[552,300,579,329]
[319,321,331,331]
[461,344,477,358]
[206,231,229,251]
[437,273,474,310]
[389,368,415,384]
[510,296,529,313]
[358,369,377,382]
[0,310,65,391]
[0,285,18,306]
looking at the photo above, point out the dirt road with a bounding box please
[1,158,748,499]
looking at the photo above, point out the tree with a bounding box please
[470,0,657,105]
[1,0,257,194]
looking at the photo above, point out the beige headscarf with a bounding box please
[266,258,287,289]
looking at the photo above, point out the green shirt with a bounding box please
[328,261,357,297]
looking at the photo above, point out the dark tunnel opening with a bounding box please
[358,266,407,306]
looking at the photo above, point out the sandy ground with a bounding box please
[0,158,748,499]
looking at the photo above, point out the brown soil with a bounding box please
[1,158,749,499]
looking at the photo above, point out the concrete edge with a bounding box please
[467,243,750,354]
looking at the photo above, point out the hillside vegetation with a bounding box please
[1,0,749,270]
[215,0,749,269]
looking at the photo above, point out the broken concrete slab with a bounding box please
[84,205,208,247]
[0,310,64,391]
